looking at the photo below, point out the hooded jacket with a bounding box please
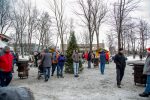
[58,55,66,67]
[0,49,13,72]
[100,51,106,64]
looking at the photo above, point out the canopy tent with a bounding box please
[95,48,110,58]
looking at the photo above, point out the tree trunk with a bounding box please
[118,31,121,51]
[61,37,64,54]
[89,32,92,52]
[96,32,99,49]
[20,32,24,58]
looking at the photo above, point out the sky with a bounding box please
[30,0,150,48]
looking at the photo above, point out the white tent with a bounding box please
[0,40,7,48]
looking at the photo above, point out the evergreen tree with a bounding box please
[65,32,83,74]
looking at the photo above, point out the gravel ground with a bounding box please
[11,62,150,100]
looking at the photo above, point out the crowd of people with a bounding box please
[34,49,66,81]
[0,46,150,98]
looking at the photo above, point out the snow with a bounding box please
[19,56,30,61]
[10,63,150,100]
[0,40,7,48]
[127,56,146,62]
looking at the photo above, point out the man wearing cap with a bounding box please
[114,48,127,88]
[0,46,13,87]
[139,48,150,97]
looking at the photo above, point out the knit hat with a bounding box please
[119,48,123,51]
[147,48,150,52]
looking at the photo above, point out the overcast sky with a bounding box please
[30,0,150,48]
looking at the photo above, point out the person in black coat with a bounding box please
[88,51,92,68]
[114,48,127,88]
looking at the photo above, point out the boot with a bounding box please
[139,92,149,97]
[117,85,121,88]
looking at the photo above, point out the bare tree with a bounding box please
[138,19,149,55]
[124,21,137,57]
[92,0,107,49]
[0,0,12,34]
[78,31,89,50]
[36,12,52,51]
[27,1,38,54]
[11,0,28,57]
[47,0,67,53]
[106,32,116,55]
[76,0,95,51]
[112,0,139,51]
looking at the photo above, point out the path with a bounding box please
[11,62,150,100]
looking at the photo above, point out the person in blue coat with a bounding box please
[58,53,66,78]
[99,50,106,75]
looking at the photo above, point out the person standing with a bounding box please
[51,50,59,76]
[72,50,80,77]
[41,49,52,82]
[88,51,92,69]
[57,53,66,78]
[0,46,13,87]
[81,52,85,64]
[84,51,88,61]
[10,50,17,73]
[34,51,38,67]
[139,48,150,97]
[114,48,127,88]
[99,50,106,75]
[106,51,109,64]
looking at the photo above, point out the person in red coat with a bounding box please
[106,51,109,64]
[0,46,13,87]
[84,51,88,61]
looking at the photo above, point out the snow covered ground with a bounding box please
[10,62,150,100]
[127,56,146,62]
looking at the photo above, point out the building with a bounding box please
[61,43,105,52]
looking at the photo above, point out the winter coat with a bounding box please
[0,50,13,72]
[106,52,109,61]
[58,55,66,67]
[52,52,59,64]
[88,52,92,61]
[41,53,52,68]
[100,51,106,64]
[84,53,88,60]
[72,53,80,63]
[114,53,127,69]
[82,53,85,59]
[143,55,150,75]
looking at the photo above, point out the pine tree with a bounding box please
[65,32,83,74]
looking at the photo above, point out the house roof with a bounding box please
[0,34,11,41]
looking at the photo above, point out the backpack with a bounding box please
[59,56,65,62]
